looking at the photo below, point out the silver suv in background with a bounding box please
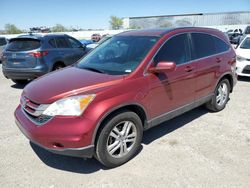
[2,34,87,84]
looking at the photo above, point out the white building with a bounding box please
[123,11,250,32]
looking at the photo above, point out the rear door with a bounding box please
[3,38,41,68]
[147,33,196,119]
[190,33,229,99]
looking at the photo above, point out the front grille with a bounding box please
[21,96,52,125]
[242,65,250,74]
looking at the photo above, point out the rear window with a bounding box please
[0,38,7,46]
[6,38,40,52]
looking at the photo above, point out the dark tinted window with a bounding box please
[214,37,229,53]
[6,39,40,52]
[67,38,81,48]
[0,38,7,46]
[191,33,216,59]
[245,26,250,34]
[154,33,190,65]
[55,37,70,48]
[49,39,57,48]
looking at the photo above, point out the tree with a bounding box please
[109,16,123,30]
[51,24,68,32]
[4,24,22,34]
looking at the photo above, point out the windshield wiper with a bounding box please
[82,66,106,74]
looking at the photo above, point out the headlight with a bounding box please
[42,94,95,116]
[236,55,246,62]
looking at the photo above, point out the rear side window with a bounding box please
[6,39,40,52]
[191,33,216,59]
[154,33,190,65]
[191,33,229,60]
[55,37,70,48]
[0,38,7,46]
[49,39,57,48]
[214,37,230,53]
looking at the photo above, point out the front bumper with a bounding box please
[15,105,96,158]
[236,60,250,77]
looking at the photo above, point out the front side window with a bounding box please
[67,38,81,48]
[76,36,159,75]
[240,37,250,49]
[154,33,190,65]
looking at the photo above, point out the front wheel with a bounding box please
[95,111,143,168]
[206,79,230,112]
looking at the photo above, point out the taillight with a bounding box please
[29,51,48,58]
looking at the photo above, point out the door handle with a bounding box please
[184,66,194,72]
[216,57,222,63]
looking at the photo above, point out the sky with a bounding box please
[0,0,249,30]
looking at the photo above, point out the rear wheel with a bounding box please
[52,63,65,71]
[11,79,28,85]
[206,79,230,112]
[95,111,143,168]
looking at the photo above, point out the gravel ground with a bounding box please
[0,65,250,188]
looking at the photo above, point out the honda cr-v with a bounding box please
[15,27,237,167]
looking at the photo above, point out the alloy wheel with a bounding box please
[106,121,137,158]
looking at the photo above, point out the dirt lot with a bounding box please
[0,65,250,188]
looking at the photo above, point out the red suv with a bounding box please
[15,27,237,168]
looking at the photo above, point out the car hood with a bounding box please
[23,67,124,104]
[236,48,250,59]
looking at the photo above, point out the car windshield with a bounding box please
[76,36,159,75]
[240,37,250,49]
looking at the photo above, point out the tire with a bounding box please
[53,63,65,71]
[206,79,230,112]
[11,79,28,84]
[95,111,143,168]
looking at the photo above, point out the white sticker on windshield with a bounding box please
[125,70,132,73]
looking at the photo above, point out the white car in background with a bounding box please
[236,35,250,77]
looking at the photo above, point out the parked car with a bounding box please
[86,35,112,50]
[230,26,250,45]
[91,33,101,42]
[226,29,243,44]
[236,35,250,77]
[0,37,8,63]
[15,27,237,168]
[79,39,93,46]
[2,34,87,84]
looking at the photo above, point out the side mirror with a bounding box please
[148,61,176,73]
[80,44,86,51]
